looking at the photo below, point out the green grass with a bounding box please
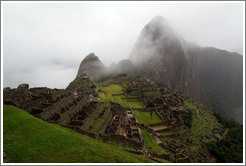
[133,110,162,125]
[3,105,155,163]
[124,101,144,109]
[98,84,144,109]
[102,140,139,151]
[141,130,167,155]
[98,92,106,101]
[98,110,112,133]
[100,84,123,94]
[87,117,102,132]
[142,91,161,96]
[184,99,219,142]
[159,131,174,136]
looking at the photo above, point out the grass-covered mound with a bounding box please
[3,105,155,163]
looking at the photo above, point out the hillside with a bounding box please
[3,74,243,163]
[95,75,243,163]
[3,105,155,163]
[128,16,243,123]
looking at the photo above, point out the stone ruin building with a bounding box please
[3,74,219,163]
[3,83,105,132]
[106,102,142,146]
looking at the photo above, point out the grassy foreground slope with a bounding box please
[3,105,155,163]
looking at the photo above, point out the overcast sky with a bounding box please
[2,2,244,89]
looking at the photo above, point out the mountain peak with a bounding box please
[129,16,179,65]
[77,53,106,81]
[150,15,167,24]
[144,16,172,35]
[82,53,99,63]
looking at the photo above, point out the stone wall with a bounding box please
[81,103,104,131]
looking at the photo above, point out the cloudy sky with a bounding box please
[2,2,244,89]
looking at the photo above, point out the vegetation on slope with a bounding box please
[184,99,219,143]
[3,105,155,163]
[206,113,243,163]
[184,98,243,163]
[97,84,144,109]
[141,130,165,154]
[93,77,243,163]
[66,76,95,92]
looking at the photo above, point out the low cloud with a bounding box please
[3,2,243,88]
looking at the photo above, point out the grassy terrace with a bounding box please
[159,131,174,136]
[97,83,163,125]
[98,110,112,133]
[3,105,155,163]
[184,100,218,142]
[97,84,144,109]
[141,130,171,157]
[87,116,102,132]
[141,130,164,153]
[96,82,170,160]
[133,110,162,125]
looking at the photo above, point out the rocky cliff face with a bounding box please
[77,53,107,82]
[182,43,243,122]
[129,16,243,122]
[129,16,201,100]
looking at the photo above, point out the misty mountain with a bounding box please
[110,59,136,75]
[182,43,243,123]
[77,16,243,123]
[77,53,107,82]
[129,16,201,100]
[128,16,243,123]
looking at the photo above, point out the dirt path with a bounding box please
[151,125,167,131]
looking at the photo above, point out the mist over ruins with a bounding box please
[3,3,244,164]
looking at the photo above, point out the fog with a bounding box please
[2,2,244,89]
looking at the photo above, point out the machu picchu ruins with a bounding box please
[4,73,232,163]
[3,3,244,163]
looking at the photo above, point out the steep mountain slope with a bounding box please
[77,53,107,81]
[181,43,243,122]
[128,16,243,123]
[129,16,201,100]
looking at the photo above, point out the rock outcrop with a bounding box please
[77,53,107,82]
[129,16,201,100]
[128,16,243,122]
